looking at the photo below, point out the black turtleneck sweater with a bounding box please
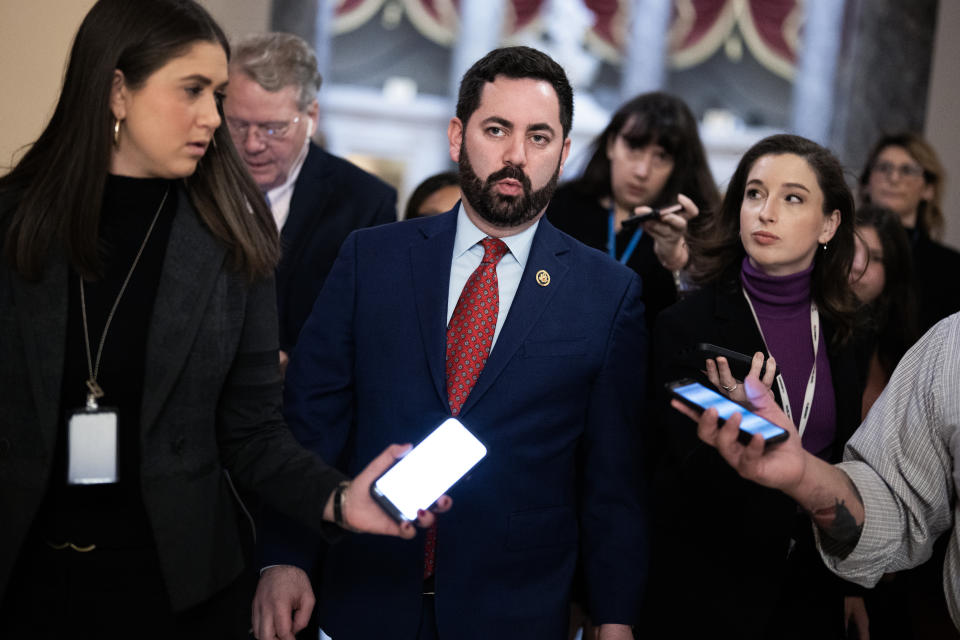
[37,174,177,547]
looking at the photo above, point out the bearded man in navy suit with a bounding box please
[254,46,648,640]
[223,33,396,368]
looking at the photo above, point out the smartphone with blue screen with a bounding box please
[667,379,789,446]
[370,418,487,523]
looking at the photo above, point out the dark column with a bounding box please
[830,0,939,171]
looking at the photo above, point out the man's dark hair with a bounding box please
[456,46,573,138]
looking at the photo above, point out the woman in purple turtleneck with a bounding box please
[640,135,866,640]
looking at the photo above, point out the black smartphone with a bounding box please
[370,418,487,523]
[696,343,780,381]
[625,210,660,226]
[623,202,684,229]
[667,379,789,446]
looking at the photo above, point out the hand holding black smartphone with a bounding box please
[370,418,486,523]
[667,379,788,446]
[696,343,780,381]
[622,202,684,229]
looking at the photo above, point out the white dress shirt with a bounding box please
[265,137,311,232]
[446,204,539,349]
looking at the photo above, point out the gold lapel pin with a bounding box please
[535,269,550,286]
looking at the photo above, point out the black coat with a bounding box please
[546,183,678,335]
[641,275,863,639]
[276,143,396,352]
[912,231,960,334]
[0,188,345,611]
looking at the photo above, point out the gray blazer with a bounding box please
[0,187,344,610]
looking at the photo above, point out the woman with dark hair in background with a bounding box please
[0,1,437,636]
[859,132,960,332]
[645,134,866,638]
[548,92,717,638]
[547,91,719,333]
[849,204,920,417]
[404,171,460,219]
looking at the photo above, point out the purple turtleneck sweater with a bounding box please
[740,257,836,457]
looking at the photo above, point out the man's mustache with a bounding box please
[485,165,530,191]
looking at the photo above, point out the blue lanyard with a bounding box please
[608,208,644,265]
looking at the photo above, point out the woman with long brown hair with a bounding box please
[0,1,435,636]
[547,92,719,333]
[645,134,865,638]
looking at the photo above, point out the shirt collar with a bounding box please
[265,136,311,203]
[452,204,540,269]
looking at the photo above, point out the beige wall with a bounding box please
[925,0,960,250]
[0,0,96,172]
[0,1,266,176]
[198,0,269,42]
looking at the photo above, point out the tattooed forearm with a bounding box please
[810,479,865,559]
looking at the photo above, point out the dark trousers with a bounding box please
[1,537,250,639]
[417,594,439,640]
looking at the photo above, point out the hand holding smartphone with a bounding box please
[667,379,788,446]
[623,202,684,228]
[696,343,779,381]
[370,418,486,523]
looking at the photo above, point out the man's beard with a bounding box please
[458,143,560,228]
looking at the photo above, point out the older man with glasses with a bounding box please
[224,33,397,369]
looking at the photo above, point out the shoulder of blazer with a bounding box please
[297,143,397,204]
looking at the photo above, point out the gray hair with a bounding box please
[231,33,322,111]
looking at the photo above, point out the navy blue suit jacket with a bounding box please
[276,143,396,352]
[279,207,648,639]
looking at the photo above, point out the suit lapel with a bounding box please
[459,219,570,416]
[12,258,68,455]
[277,144,333,294]
[410,210,458,409]
[140,188,227,434]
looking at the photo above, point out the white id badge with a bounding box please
[67,408,119,485]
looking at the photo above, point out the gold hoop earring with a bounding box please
[113,119,122,147]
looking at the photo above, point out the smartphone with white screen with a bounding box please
[667,379,788,446]
[370,418,487,523]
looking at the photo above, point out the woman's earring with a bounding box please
[821,242,828,251]
[113,119,122,147]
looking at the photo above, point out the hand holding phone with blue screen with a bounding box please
[370,418,487,523]
[667,379,788,446]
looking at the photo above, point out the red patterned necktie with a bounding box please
[424,236,509,580]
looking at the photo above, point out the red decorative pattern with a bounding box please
[511,0,548,31]
[744,0,799,63]
[444,237,508,416]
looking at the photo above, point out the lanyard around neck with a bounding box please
[80,187,169,409]
[607,207,643,265]
[742,287,820,438]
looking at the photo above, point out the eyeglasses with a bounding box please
[872,161,925,180]
[226,115,301,141]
